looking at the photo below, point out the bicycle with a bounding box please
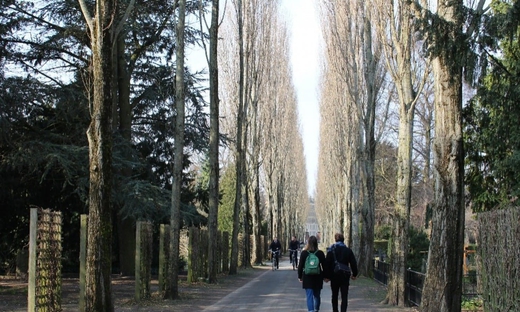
[269,249,280,270]
[289,249,298,270]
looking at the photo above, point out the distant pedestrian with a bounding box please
[298,235,326,312]
[324,233,358,312]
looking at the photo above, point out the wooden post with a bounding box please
[79,214,87,311]
[159,224,170,292]
[188,227,199,282]
[201,229,208,280]
[27,208,38,312]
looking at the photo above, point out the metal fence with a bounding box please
[373,260,480,307]
[407,269,425,306]
[373,259,389,286]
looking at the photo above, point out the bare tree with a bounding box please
[373,0,428,305]
[165,0,186,299]
[218,0,307,270]
[419,0,466,310]
[206,0,220,284]
[318,0,385,275]
[229,0,245,274]
[78,0,134,309]
[245,0,278,265]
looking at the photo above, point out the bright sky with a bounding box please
[280,0,322,197]
[187,1,322,197]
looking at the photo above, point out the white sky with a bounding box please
[280,0,322,196]
[187,1,322,197]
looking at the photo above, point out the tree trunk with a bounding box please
[115,35,136,276]
[380,0,416,306]
[229,0,244,275]
[207,0,220,284]
[250,97,262,264]
[81,0,115,309]
[241,97,250,268]
[387,111,413,307]
[164,0,186,299]
[420,1,465,311]
[358,14,377,278]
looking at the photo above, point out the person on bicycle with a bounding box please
[289,236,300,268]
[269,237,282,269]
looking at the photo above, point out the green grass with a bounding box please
[354,276,388,302]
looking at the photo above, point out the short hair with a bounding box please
[334,233,345,242]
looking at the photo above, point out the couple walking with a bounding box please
[297,233,358,312]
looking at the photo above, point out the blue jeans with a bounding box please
[305,288,321,312]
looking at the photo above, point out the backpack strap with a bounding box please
[332,245,339,262]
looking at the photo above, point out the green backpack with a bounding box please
[304,251,320,275]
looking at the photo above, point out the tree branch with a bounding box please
[77,0,93,32]
[113,0,136,38]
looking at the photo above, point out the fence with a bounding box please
[28,207,62,312]
[373,260,480,307]
[373,259,389,286]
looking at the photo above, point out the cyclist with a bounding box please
[269,237,282,269]
[289,236,300,269]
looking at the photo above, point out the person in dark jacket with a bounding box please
[289,236,300,267]
[298,235,326,312]
[324,233,358,312]
[269,237,282,269]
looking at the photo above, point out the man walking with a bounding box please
[324,233,358,312]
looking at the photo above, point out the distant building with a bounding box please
[305,201,319,243]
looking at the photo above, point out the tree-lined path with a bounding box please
[4,0,518,310]
[1,256,418,312]
[203,258,417,312]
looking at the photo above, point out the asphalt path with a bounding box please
[203,257,418,312]
[203,257,319,311]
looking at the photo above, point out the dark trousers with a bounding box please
[330,279,350,312]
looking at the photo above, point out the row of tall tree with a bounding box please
[1,0,308,310]
[3,0,518,310]
[217,0,308,270]
[315,0,519,311]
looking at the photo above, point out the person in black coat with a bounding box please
[289,235,300,266]
[269,237,282,269]
[324,233,358,312]
[298,235,326,312]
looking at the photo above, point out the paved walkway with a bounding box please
[203,258,417,312]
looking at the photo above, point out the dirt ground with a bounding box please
[0,267,268,312]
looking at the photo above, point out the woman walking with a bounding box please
[298,235,326,312]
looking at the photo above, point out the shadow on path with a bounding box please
[0,257,418,311]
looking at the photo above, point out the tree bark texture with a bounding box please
[115,34,136,276]
[358,13,377,278]
[82,0,115,310]
[380,0,416,306]
[388,112,413,307]
[420,1,465,311]
[207,0,220,284]
[229,0,244,275]
[165,0,186,299]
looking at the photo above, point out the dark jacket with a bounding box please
[269,240,282,252]
[298,249,326,289]
[324,242,358,282]
[289,239,299,251]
